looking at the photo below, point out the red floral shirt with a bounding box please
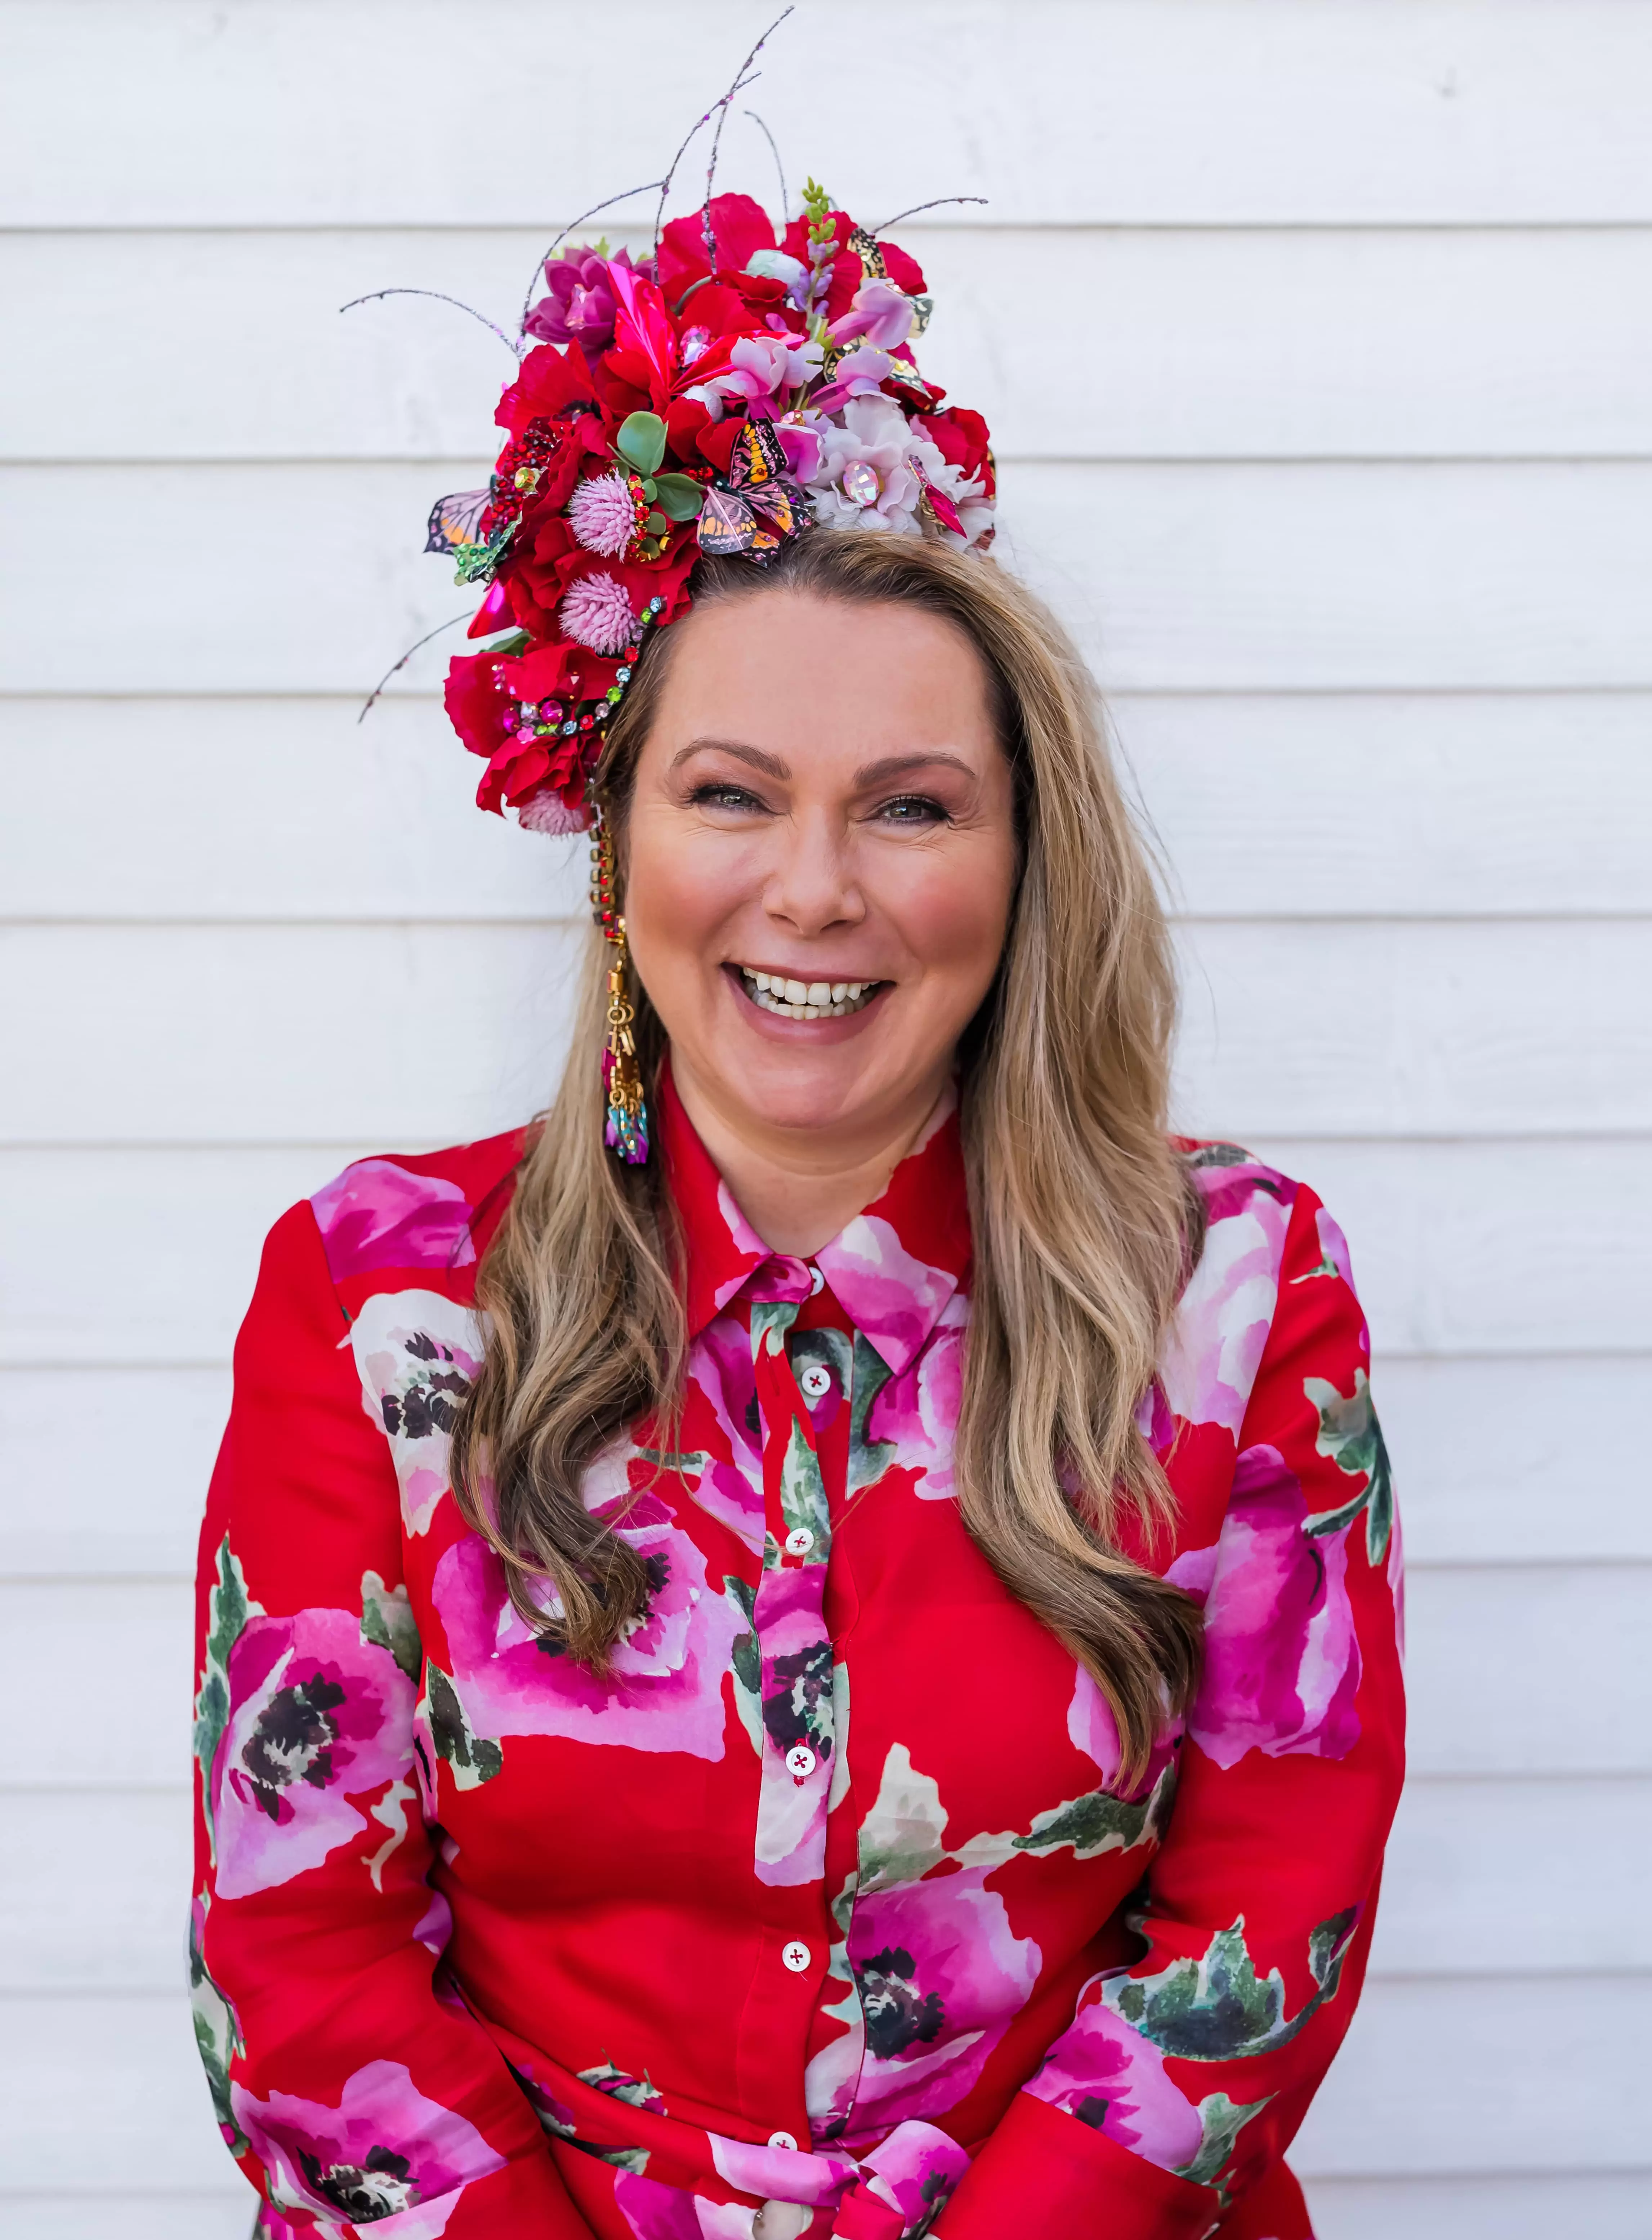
[192,1073,1404,2240]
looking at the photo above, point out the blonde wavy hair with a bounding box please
[451,530,1204,1782]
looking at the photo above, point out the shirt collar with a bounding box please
[660,1063,972,1376]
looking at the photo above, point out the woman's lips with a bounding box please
[723,962,893,1032]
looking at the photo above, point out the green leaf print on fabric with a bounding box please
[1012,1761,1179,1862]
[189,1892,247,2154]
[1303,1367,1394,1562]
[848,1332,897,1495]
[773,1414,832,1566]
[1107,1910,1359,2063]
[1173,2090,1273,2192]
[360,1570,423,1681]
[192,1536,262,1858]
[422,1662,503,1787]
[723,1575,763,1754]
[750,1300,800,1361]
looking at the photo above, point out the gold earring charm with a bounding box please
[590,816,649,1164]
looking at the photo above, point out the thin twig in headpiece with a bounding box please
[744,110,790,222]
[699,8,795,273]
[518,178,668,335]
[339,289,523,359]
[357,611,475,724]
[870,195,990,232]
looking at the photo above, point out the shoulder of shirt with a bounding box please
[293,1124,534,1297]
[1172,1135,1312,1214]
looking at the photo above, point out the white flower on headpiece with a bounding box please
[803,395,987,546]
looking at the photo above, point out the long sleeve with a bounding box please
[190,1200,591,2236]
[934,1183,1406,2236]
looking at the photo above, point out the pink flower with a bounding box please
[567,470,640,557]
[212,1607,416,1900]
[1026,1990,1205,2172]
[854,2121,972,2231]
[862,1293,968,1502]
[1169,1443,1362,1768]
[518,785,591,835]
[808,1869,1040,2143]
[701,330,823,407]
[431,1490,741,1761]
[231,2059,505,2233]
[559,571,637,655]
[1160,1166,1296,1434]
[829,278,919,353]
[310,1159,475,1282]
[751,1564,835,1887]
[815,1212,960,1375]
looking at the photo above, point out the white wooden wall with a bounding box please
[2,3,1648,2233]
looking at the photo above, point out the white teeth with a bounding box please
[738,966,881,1019]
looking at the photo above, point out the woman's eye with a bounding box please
[875,794,948,825]
[689,783,766,812]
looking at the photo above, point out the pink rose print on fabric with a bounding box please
[816,1213,960,1375]
[681,1315,767,1551]
[349,1290,485,1536]
[432,1492,740,1760]
[1026,1989,1204,2173]
[1169,1444,1362,1769]
[865,1292,967,1502]
[813,1870,1040,2142]
[854,2120,972,2232]
[312,1159,476,1282]
[231,2058,504,2234]
[1160,1164,1295,1436]
[752,1564,836,1886]
[613,2172,755,2239]
[709,2130,856,2208]
[213,1608,415,1900]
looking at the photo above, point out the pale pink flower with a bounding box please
[567,470,638,558]
[559,571,637,655]
[829,278,918,352]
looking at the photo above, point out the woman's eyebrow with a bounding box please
[853,751,977,788]
[669,739,791,778]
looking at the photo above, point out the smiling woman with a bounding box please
[192,179,1403,2240]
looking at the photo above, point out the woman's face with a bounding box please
[622,588,1019,1155]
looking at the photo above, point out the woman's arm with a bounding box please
[191,1200,591,2234]
[934,1183,1406,2235]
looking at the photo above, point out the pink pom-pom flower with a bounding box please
[518,785,591,835]
[567,470,639,558]
[558,571,638,656]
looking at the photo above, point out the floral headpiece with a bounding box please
[424,178,994,837]
[360,31,997,1162]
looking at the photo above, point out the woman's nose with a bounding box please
[762,813,866,934]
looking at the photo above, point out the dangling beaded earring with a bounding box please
[589,811,649,1165]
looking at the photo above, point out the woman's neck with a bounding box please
[669,1053,951,1258]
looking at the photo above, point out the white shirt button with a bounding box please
[783,1526,814,1557]
[781,1939,812,1973]
[784,1744,817,1779]
[797,1362,832,1400]
[767,2129,798,2152]
[807,1263,825,1294]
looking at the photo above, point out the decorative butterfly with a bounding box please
[424,487,491,558]
[696,420,807,558]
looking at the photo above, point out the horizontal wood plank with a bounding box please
[1304,2173,1652,2239]
[6,1,1649,227]
[9,225,1649,464]
[4,1565,1645,1789]
[0,2199,252,2240]
[5,692,1650,925]
[2,462,1649,696]
[6,1354,1646,1579]
[1290,1972,1648,2176]
[6,1138,1647,1366]
[6,1775,1641,1994]
[3,918,1647,1146]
